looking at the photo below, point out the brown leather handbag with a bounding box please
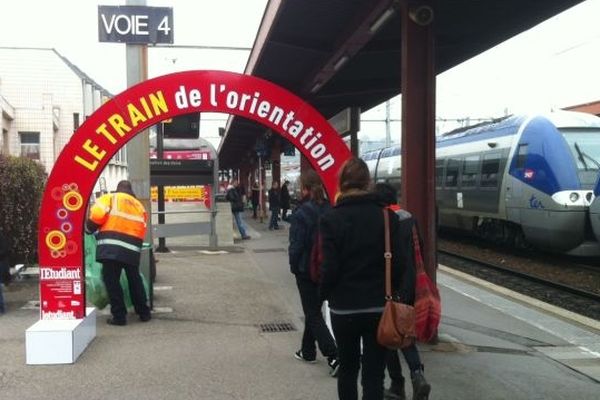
[376,208,416,349]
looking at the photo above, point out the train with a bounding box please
[363,110,600,256]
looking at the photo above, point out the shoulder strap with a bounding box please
[383,208,392,299]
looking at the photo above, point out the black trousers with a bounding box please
[386,344,423,384]
[295,275,337,360]
[331,312,387,400]
[102,260,150,321]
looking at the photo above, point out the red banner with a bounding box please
[38,70,352,319]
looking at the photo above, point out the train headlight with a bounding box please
[569,192,580,202]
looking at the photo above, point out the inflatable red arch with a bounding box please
[37,70,352,319]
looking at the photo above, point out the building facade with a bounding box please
[0,47,127,196]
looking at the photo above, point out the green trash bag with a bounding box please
[84,234,149,310]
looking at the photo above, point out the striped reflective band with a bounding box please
[97,238,141,252]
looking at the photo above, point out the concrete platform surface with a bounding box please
[0,207,598,399]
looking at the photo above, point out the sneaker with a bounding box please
[139,314,152,322]
[327,357,340,377]
[242,236,251,240]
[294,350,316,363]
[384,381,406,400]
[411,371,431,400]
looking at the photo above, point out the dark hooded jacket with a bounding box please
[319,192,415,311]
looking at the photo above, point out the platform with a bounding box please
[0,208,598,399]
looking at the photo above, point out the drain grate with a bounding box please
[258,321,296,333]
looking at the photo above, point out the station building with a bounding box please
[0,47,127,194]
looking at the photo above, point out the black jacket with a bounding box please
[268,188,281,210]
[280,184,291,209]
[226,187,244,212]
[288,199,330,276]
[319,193,415,311]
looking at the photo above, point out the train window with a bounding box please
[435,159,445,188]
[446,158,460,187]
[392,146,401,156]
[481,154,501,187]
[461,155,480,187]
[516,144,528,169]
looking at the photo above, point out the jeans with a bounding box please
[233,211,248,237]
[269,207,280,229]
[102,261,150,321]
[386,344,423,384]
[295,275,337,359]
[331,312,387,400]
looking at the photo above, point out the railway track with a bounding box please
[438,249,600,321]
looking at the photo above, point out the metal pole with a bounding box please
[208,143,219,249]
[156,122,169,253]
[125,0,153,306]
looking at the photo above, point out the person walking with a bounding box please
[280,180,291,221]
[374,183,431,400]
[226,180,251,240]
[0,230,10,314]
[85,180,151,326]
[319,158,415,400]
[288,169,339,377]
[251,181,260,219]
[268,181,281,230]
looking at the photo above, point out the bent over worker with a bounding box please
[86,180,151,326]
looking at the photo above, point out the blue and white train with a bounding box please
[363,110,600,256]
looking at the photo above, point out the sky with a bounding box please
[1,0,599,148]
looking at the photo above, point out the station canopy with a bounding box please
[218,0,584,169]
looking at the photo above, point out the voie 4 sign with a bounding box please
[98,5,173,44]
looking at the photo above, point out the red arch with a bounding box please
[38,70,352,319]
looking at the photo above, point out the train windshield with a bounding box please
[561,128,600,187]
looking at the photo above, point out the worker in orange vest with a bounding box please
[86,180,151,326]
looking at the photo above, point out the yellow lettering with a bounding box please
[139,97,153,118]
[108,114,131,137]
[96,123,117,144]
[127,103,148,127]
[82,139,106,161]
[149,91,168,116]
[74,156,98,171]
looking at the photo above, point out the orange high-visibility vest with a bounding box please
[87,192,147,265]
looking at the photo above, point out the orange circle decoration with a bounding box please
[63,191,83,211]
[46,230,67,251]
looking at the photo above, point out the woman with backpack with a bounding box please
[288,169,339,377]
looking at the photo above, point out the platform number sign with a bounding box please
[98,5,173,44]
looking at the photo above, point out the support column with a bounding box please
[400,1,437,282]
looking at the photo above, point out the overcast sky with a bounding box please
[1,0,599,147]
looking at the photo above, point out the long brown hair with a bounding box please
[338,157,371,193]
[301,169,325,204]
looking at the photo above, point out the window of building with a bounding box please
[73,113,80,131]
[19,131,40,160]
